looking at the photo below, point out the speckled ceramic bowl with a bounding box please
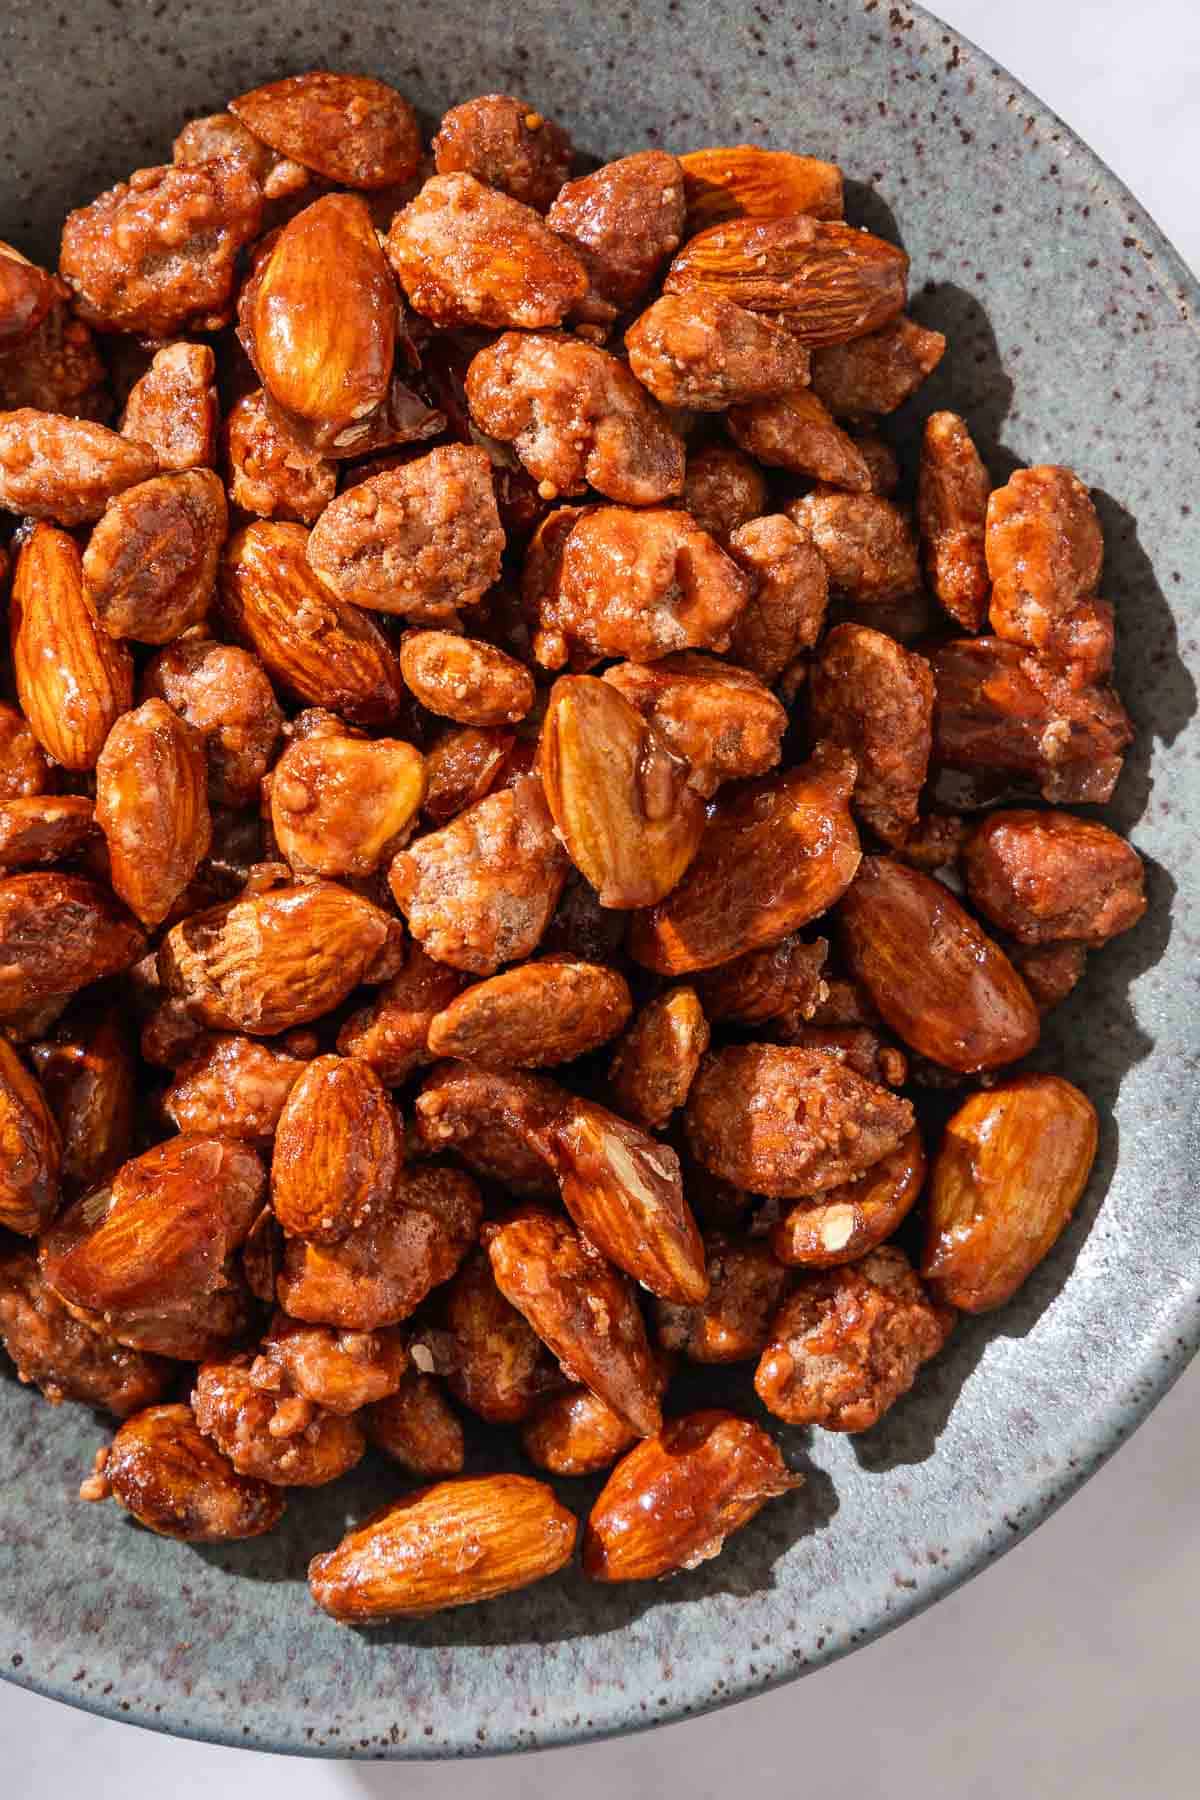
[2,0,1198,1761]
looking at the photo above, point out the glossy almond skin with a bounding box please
[962,808,1147,947]
[809,623,935,847]
[414,1062,563,1197]
[337,943,468,1087]
[628,747,861,974]
[838,856,1041,1073]
[539,676,706,909]
[922,1075,1098,1312]
[95,699,212,928]
[427,957,632,1068]
[158,883,394,1035]
[521,1383,644,1477]
[276,1163,481,1330]
[773,1125,926,1268]
[918,410,991,631]
[363,1371,465,1477]
[686,1045,914,1198]
[249,1311,408,1414]
[625,291,812,411]
[436,1249,553,1423]
[40,1134,264,1358]
[0,411,157,525]
[11,524,134,771]
[664,216,907,346]
[220,522,405,726]
[0,1036,62,1234]
[119,341,218,474]
[386,172,588,330]
[679,146,844,229]
[0,796,97,869]
[95,1403,285,1540]
[0,1245,169,1415]
[82,469,227,645]
[486,1207,663,1437]
[551,1100,709,1305]
[270,734,426,878]
[694,932,829,1026]
[608,986,710,1130]
[241,195,398,456]
[142,638,284,810]
[432,94,573,212]
[582,1410,801,1582]
[271,1054,401,1244]
[655,1233,790,1363]
[28,1008,134,1197]
[309,1474,578,1620]
[230,71,421,188]
[399,631,535,727]
[0,874,145,1021]
[603,654,786,799]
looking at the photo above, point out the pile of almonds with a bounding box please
[0,72,1147,1620]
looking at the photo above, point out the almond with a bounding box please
[162,1033,310,1141]
[270,733,426,879]
[582,1410,800,1581]
[521,1383,643,1478]
[0,873,146,1021]
[271,1053,401,1244]
[627,745,861,974]
[308,1473,577,1620]
[81,469,227,645]
[0,1036,62,1235]
[0,796,97,870]
[158,882,396,1035]
[654,1232,789,1363]
[0,410,157,525]
[607,986,710,1130]
[485,1206,663,1437]
[89,1402,286,1541]
[550,1099,709,1305]
[837,855,1041,1072]
[40,1134,265,1359]
[679,146,844,231]
[664,215,908,346]
[426,957,632,1069]
[28,1008,135,1198]
[219,521,406,726]
[922,1074,1098,1312]
[363,1371,465,1478]
[436,1249,555,1424]
[240,195,435,460]
[230,71,422,189]
[772,1125,926,1267]
[11,523,134,771]
[539,675,706,909]
[95,699,212,928]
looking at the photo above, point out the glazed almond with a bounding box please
[309,1474,577,1620]
[11,524,134,771]
[773,1126,926,1268]
[0,1037,61,1235]
[230,71,422,188]
[0,410,157,525]
[679,145,844,229]
[0,874,145,1021]
[271,1054,401,1244]
[628,747,861,974]
[86,1403,285,1540]
[838,856,1041,1073]
[427,957,632,1068]
[270,734,426,878]
[82,469,227,644]
[922,1075,1098,1312]
[95,699,212,928]
[583,1410,800,1581]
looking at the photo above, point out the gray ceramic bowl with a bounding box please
[2,0,1198,1762]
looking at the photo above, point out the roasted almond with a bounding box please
[679,146,844,230]
[654,1233,790,1364]
[664,215,908,346]
[399,630,535,727]
[539,675,706,909]
[628,745,861,974]
[162,1033,310,1141]
[158,882,396,1035]
[95,699,212,928]
[81,469,227,645]
[435,1248,555,1424]
[0,796,97,870]
[28,1007,135,1197]
[309,1473,577,1620]
[271,1054,401,1244]
[922,1074,1098,1312]
[0,873,146,1021]
[11,523,134,771]
[608,986,710,1130]
[270,733,426,878]
[427,957,632,1069]
[0,1036,62,1235]
[363,1371,465,1477]
[838,855,1041,1072]
[485,1206,663,1437]
[0,410,157,525]
[582,1410,800,1581]
[219,521,406,726]
[239,195,403,457]
[521,1383,643,1478]
[229,71,422,189]
[85,1402,286,1541]
[550,1099,709,1305]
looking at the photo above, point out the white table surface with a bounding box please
[7,3,1200,1794]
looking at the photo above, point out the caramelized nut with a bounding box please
[681,443,767,542]
[223,388,337,524]
[679,145,844,229]
[364,1370,465,1477]
[728,388,872,490]
[918,410,991,632]
[604,654,786,797]
[726,513,830,682]
[787,489,920,603]
[250,1312,408,1413]
[337,944,467,1086]
[120,343,218,474]
[28,1007,134,1196]
[0,873,145,1021]
[0,1037,61,1235]
[142,638,284,809]
[547,150,685,319]
[626,291,811,410]
[82,469,226,644]
[432,93,572,212]
[521,1384,640,1477]
[608,986,710,1130]
[0,1245,168,1415]
[428,956,631,1067]
[583,1410,800,1581]
[922,1075,1098,1312]
[271,1053,401,1244]
[270,733,426,878]
[193,1354,365,1486]
[963,808,1146,946]
[437,1249,553,1423]
[772,1126,925,1267]
[163,1032,310,1140]
[230,71,422,188]
[809,623,934,846]
[95,699,212,928]
[655,1233,790,1362]
[808,315,946,416]
[400,630,534,726]
[94,1402,286,1538]
[694,933,829,1026]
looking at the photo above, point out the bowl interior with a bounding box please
[3,0,1200,1760]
